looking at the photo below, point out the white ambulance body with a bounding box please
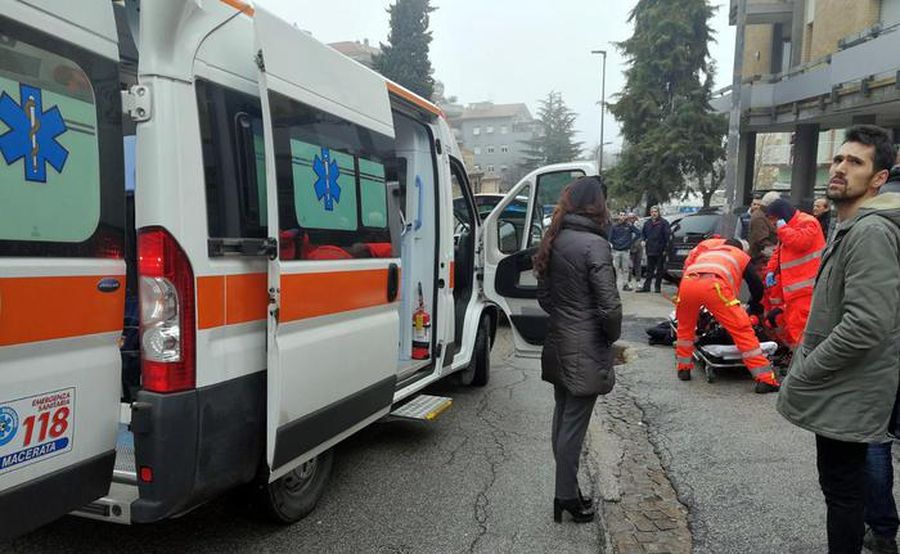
[0,0,595,537]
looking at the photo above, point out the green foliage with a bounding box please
[521,92,584,170]
[608,0,725,207]
[373,0,436,100]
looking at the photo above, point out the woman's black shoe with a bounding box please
[553,497,595,523]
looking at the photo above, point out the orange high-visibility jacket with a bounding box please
[765,210,825,301]
[684,238,751,290]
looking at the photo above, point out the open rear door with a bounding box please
[0,0,124,538]
[482,163,594,356]
[254,7,401,480]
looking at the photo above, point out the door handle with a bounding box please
[387,263,399,302]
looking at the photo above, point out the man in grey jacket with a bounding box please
[777,125,900,554]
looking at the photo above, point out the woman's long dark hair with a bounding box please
[533,176,610,279]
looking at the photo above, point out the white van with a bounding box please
[0,0,596,537]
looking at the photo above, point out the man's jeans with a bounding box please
[612,249,632,289]
[865,441,899,539]
[817,434,868,553]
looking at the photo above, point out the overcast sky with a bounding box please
[255,0,736,152]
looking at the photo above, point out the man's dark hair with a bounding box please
[843,125,896,173]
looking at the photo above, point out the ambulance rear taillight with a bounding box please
[138,227,196,393]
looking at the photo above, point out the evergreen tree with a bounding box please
[608,0,722,209]
[373,0,436,100]
[521,92,584,170]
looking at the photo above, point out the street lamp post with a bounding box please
[591,49,607,173]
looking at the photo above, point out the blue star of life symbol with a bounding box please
[312,147,341,211]
[0,84,69,183]
[0,406,18,448]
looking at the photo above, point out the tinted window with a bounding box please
[674,214,720,237]
[0,18,123,257]
[196,79,267,239]
[269,92,395,260]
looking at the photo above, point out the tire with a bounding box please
[455,315,491,387]
[259,449,334,524]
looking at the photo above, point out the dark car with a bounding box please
[664,209,723,281]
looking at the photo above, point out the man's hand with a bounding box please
[765,272,777,287]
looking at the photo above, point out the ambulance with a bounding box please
[0,0,596,537]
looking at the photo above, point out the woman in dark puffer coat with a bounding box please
[534,176,622,524]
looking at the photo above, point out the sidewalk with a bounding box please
[588,285,693,554]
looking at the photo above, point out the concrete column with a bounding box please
[737,131,757,206]
[790,124,819,208]
[790,0,806,68]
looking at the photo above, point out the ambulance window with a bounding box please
[527,169,586,248]
[268,92,395,260]
[498,185,531,254]
[196,79,267,240]
[0,19,124,257]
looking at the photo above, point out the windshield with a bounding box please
[674,214,719,237]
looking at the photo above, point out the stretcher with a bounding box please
[669,309,779,383]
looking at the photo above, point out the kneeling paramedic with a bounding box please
[674,238,780,394]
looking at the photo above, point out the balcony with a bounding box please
[713,23,900,131]
[730,0,794,26]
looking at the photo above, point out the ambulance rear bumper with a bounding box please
[129,371,265,523]
[1,449,115,539]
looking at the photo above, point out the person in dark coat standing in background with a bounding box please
[637,205,670,293]
[535,176,622,524]
[813,197,832,241]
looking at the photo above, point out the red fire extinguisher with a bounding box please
[412,282,431,360]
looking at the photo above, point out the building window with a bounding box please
[500,145,509,153]
[486,126,494,134]
[500,165,508,172]
[473,146,482,155]
[500,126,508,134]
[487,164,495,173]
[472,126,480,136]
[474,164,481,172]
[487,146,495,154]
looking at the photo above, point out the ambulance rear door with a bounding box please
[254,7,401,480]
[481,163,593,356]
[0,0,124,538]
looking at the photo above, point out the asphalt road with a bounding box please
[5,328,606,553]
[617,289,829,554]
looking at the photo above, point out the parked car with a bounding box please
[664,209,724,281]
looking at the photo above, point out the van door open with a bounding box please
[0,0,124,538]
[481,163,593,356]
[254,7,401,482]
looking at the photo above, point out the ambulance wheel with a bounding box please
[456,316,491,387]
[261,449,334,524]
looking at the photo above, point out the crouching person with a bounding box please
[674,237,779,393]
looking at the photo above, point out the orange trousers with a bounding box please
[675,275,777,385]
[783,294,811,348]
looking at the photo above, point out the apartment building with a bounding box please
[452,102,535,191]
[722,0,900,208]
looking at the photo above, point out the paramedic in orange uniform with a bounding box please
[763,198,825,348]
[675,238,780,394]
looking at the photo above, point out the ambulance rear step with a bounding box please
[70,423,137,524]
[388,394,452,421]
